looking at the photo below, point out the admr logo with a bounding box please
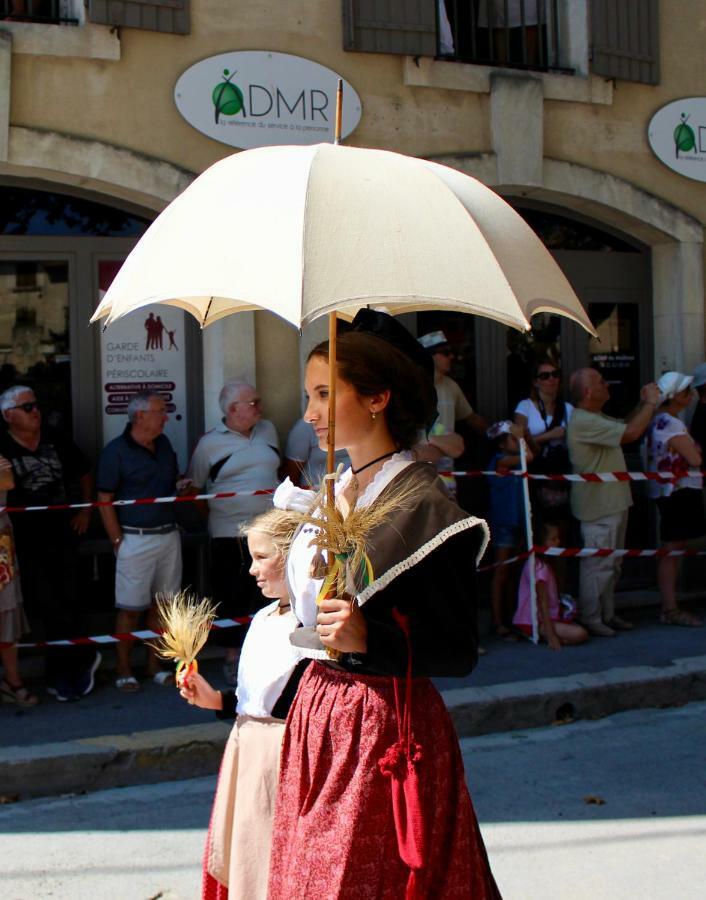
[674,112,696,158]
[212,69,245,124]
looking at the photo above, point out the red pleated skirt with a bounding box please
[267,663,502,900]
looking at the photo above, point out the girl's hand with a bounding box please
[179,671,223,710]
[317,597,368,653]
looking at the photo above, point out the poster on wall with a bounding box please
[98,261,189,469]
[648,97,706,182]
[174,51,362,150]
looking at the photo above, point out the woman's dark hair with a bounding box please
[308,332,437,449]
[530,356,566,431]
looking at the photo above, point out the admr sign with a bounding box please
[648,97,706,183]
[174,51,362,150]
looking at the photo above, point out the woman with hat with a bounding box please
[267,311,501,899]
[646,372,704,627]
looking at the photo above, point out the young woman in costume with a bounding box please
[267,310,502,899]
[179,508,308,900]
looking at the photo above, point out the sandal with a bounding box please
[0,679,40,707]
[115,675,141,693]
[152,670,175,687]
[659,608,703,627]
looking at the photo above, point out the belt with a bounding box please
[122,524,177,536]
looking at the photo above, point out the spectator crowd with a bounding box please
[2,331,706,707]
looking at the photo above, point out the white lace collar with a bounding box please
[336,451,414,509]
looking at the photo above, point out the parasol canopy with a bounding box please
[91,143,595,335]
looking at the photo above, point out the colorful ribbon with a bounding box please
[175,658,199,687]
[316,551,374,605]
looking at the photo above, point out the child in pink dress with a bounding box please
[513,522,588,650]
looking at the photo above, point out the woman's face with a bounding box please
[534,364,561,396]
[673,386,693,410]
[304,355,381,452]
[248,530,287,600]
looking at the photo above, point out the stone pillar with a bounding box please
[652,240,705,374]
[201,312,256,431]
[0,30,11,162]
[490,71,543,188]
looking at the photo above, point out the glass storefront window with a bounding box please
[0,260,72,429]
[0,186,150,237]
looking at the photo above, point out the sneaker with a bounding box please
[72,651,103,698]
[607,615,635,632]
[47,680,80,702]
[583,622,616,638]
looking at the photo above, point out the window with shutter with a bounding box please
[590,0,659,85]
[88,0,189,35]
[343,0,437,57]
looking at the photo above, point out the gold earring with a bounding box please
[371,410,377,420]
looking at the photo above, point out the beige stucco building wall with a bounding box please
[1,0,705,438]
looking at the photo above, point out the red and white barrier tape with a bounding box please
[17,616,252,649]
[16,540,706,645]
[442,469,702,483]
[478,543,706,573]
[0,489,275,515]
[0,470,700,515]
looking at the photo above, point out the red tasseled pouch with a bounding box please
[377,608,426,900]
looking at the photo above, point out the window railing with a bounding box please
[0,1,78,25]
[438,0,569,73]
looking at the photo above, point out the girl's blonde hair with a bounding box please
[241,507,300,558]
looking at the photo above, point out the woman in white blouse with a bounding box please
[514,358,573,455]
[514,357,573,514]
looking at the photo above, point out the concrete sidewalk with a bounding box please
[2,601,705,801]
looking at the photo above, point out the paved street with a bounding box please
[2,701,704,899]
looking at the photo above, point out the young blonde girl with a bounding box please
[180,508,307,900]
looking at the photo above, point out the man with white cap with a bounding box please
[567,368,661,636]
[418,330,487,492]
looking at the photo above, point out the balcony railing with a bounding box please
[0,1,78,25]
[438,0,568,73]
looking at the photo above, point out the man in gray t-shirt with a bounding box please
[186,381,280,683]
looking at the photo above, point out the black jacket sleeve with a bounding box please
[215,690,237,720]
[342,527,481,679]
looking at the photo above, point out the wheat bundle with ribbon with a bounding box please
[299,475,420,602]
[152,590,217,687]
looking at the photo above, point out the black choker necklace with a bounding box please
[351,450,396,492]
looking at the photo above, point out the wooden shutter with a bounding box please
[590,0,659,85]
[343,0,437,56]
[88,0,190,35]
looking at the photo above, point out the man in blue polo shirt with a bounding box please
[96,390,182,692]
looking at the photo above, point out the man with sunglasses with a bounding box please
[0,385,99,702]
[186,380,280,685]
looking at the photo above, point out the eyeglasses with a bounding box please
[11,401,39,413]
[536,370,561,381]
[234,399,262,408]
